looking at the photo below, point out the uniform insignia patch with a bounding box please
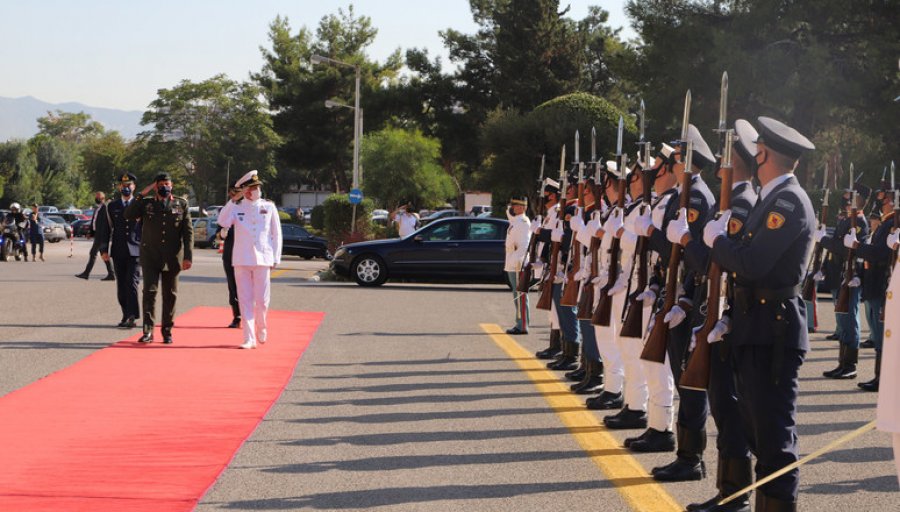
[766,212,785,230]
[687,208,699,223]
[728,218,743,235]
[260,208,268,214]
[732,206,748,217]
[775,198,795,212]
[690,196,702,205]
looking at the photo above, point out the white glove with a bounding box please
[848,276,861,288]
[887,229,899,250]
[531,217,543,234]
[814,226,827,243]
[703,210,732,248]
[532,261,544,275]
[605,208,624,237]
[633,210,653,236]
[812,270,825,282]
[621,231,638,253]
[591,271,609,288]
[570,211,586,233]
[554,271,566,284]
[637,288,656,308]
[708,317,731,343]
[843,230,858,249]
[689,326,700,351]
[608,275,627,296]
[551,222,564,242]
[664,304,686,327]
[574,266,590,281]
[652,202,668,229]
[666,208,690,245]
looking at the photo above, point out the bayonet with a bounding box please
[591,127,597,164]
[616,116,624,157]
[850,163,856,205]
[559,145,567,199]
[639,99,646,144]
[892,161,897,206]
[681,90,692,142]
[717,72,728,134]
[574,131,580,164]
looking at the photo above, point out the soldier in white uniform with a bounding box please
[504,196,532,334]
[877,225,900,485]
[217,170,283,349]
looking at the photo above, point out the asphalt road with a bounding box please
[1,238,897,511]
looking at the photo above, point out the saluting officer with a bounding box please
[504,195,531,335]
[125,173,193,344]
[96,173,142,328]
[702,116,815,511]
[217,170,282,349]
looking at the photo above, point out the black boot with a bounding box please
[565,352,587,381]
[652,425,706,481]
[101,259,116,281]
[859,350,881,391]
[687,456,751,511]
[546,338,569,369]
[628,427,675,452]
[536,329,562,359]
[604,407,648,430]
[549,341,578,371]
[755,493,796,512]
[822,344,845,378]
[834,346,858,379]
[572,360,604,394]
[586,389,623,410]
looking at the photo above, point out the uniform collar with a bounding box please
[732,180,751,191]
[759,173,794,201]
[882,211,895,223]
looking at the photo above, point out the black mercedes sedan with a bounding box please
[282,223,331,260]
[331,217,509,286]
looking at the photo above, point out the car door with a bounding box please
[281,225,301,256]
[389,219,464,276]
[456,219,507,277]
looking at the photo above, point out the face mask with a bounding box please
[157,186,171,197]
[95,197,103,204]
[753,149,767,181]
[121,186,132,197]
[507,207,515,217]
[249,188,261,201]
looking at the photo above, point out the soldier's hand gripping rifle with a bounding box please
[577,128,600,320]
[536,145,568,311]
[680,129,735,391]
[592,116,627,326]
[802,164,830,301]
[561,132,585,307]
[641,90,692,364]
[835,163,859,313]
[517,155,546,293]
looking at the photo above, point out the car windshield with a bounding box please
[417,220,464,241]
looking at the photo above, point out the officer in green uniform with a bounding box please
[125,173,193,344]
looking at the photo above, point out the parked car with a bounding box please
[282,224,330,260]
[371,209,390,226]
[188,206,209,218]
[71,219,93,237]
[205,205,223,218]
[419,209,463,226]
[39,217,67,243]
[192,217,219,248]
[331,217,509,286]
[469,205,492,216]
[44,215,72,238]
[38,206,58,214]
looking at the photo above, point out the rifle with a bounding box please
[621,123,654,336]
[517,155,546,293]
[592,116,627,326]
[680,129,735,391]
[835,163,859,314]
[576,128,600,320]
[641,90,693,364]
[536,145,567,311]
[802,164,830,301]
[560,132,584,307]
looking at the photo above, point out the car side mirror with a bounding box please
[413,235,424,243]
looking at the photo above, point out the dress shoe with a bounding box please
[586,390,623,410]
[139,332,154,343]
[624,428,649,448]
[652,458,705,482]
[571,363,603,395]
[227,318,241,329]
[565,364,586,382]
[536,329,562,360]
[826,332,840,341]
[860,339,875,349]
[117,318,128,328]
[687,457,752,512]
[101,274,116,281]
[858,351,881,392]
[123,317,137,328]
[686,494,749,512]
[75,273,89,280]
[604,407,648,430]
[162,333,173,344]
[240,340,257,349]
[628,428,675,453]
[823,345,846,378]
[505,326,528,335]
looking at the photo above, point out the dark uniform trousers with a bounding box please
[113,255,141,319]
[95,199,141,320]
[223,230,241,320]
[142,262,180,331]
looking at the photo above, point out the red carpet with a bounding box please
[0,306,323,511]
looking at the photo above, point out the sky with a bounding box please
[0,0,635,112]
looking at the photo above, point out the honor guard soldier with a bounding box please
[126,172,193,344]
[701,116,815,511]
[217,170,283,349]
[547,170,581,372]
[504,195,531,334]
[876,221,900,486]
[535,178,563,359]
[682,119,759,511]
[96,173,142,328]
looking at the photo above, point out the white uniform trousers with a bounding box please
[235,265,271,344]
[593,286,625,394]
[616,304,650,412]
[640,319,675,431]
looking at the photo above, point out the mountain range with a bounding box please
[0,96,144,142]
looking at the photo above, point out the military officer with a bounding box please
[125,172,193,344]
[504,195,531,334]
[96,173,142,328]
[218,183,244,329]
[217,170,283,349]
[701,116,815,511]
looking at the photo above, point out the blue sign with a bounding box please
[348,188,363,204]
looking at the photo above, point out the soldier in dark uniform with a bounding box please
[701,116,815,511]
[96,173,142,328]
[76,192,116,281]
[845,185,895,391]
[125,173,193,344]
[218,184,243,328]
[682,119,759,511]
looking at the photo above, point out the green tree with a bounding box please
[0,141,40,206]
[81,131,128,193]
[138,75,281,206]
[361,128,455,210]
[36,110,105,143]
[29,134,83,207]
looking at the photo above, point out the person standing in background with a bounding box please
[25,209,44,261]
[76,191,115,280]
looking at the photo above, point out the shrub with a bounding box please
[322,193,374,245]
[310,204,325,230]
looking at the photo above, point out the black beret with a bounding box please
[756,116,815,160]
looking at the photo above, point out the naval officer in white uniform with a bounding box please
[217,170,283,349]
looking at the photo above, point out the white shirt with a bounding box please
[395,212,418,238]
[759,173,793,201]
[504,213,532,272]
[217,198,283,267]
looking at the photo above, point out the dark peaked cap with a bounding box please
[756,116,815,159]
[733,119,758,165]
[685,124,714,170]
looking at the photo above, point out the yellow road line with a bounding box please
[480,323,682,512]
[271,268,289,278]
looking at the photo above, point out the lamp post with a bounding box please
[323,99,364,232]
[311,54,361,233]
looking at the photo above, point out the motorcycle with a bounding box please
[1,222,27,261]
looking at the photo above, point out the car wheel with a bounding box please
[352,254,387,286]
